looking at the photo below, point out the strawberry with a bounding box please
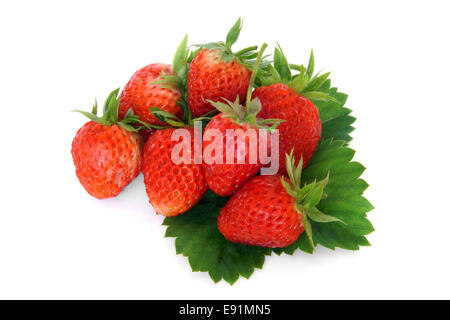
[118,63,182,126]
[187,18,258,117]
[218,151,342,248]
[139,38,211,215]
[119,36,195,140]
[218,174,302,247]
[202,44,280,196]
[142,126,207,217]
[253,48,336,174]
[203,113,266,196]
[71,89,143,199]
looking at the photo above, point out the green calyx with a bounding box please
[73,88,148,132]
[148,37,216,129]
[259,45,337,102]
[197,18,264,69]
[280,149,345,250]
[148,106,214,129]
[151,35,196,125]
[207,43,282,130]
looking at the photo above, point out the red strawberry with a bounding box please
[253,48,335,174]
[218,151,341,248]
[218,174,302,247]
[202,44,279,196]
[142,127,207,217]
[253,84,321,174]
[203,113,267,196]
[187,18,257,117]
[118,63,182,125]
[72,89,143,199]
[188,49,251,117]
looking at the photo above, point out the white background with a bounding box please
[1,0,449,299]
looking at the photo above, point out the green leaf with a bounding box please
[246,97,262,117]
[290,74,308,93]
[91,99,98,115]
[178,100,191,124]
[72,110,101,123]
[306,50,315,79]
[302,213,314,249]
[273,46,291,81]
[226,18,242,49]
[314,79,354,144]
[303,72,331,92]
[306,207,344,224]
[289,63,305,73]
[273,233,314,255]
[297,181,316,202]
[322,109,355,143]
[73,88,148,132]
[303,184,324,208]
[102,88,120,124]
[187,47,201,63]
[297,233,315,253]
[123,107,134,119]
[103,88,120,116]
[302,91,338,102]
[172,35,188,78]
[228,96,246,118]
[274,139,373,254]
[199,42,225,51]
[280,177,297,198]
[312,222,370,251]
[258,64,281,86]
[164,139,373,281]
[118,122,138,132]
[304,140,373,247]
[208,99,238,117]
[163,191,271,284]
[149,107,184,127]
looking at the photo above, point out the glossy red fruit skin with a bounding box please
[188,49,251,117]
[203,114,265,197]
[119,63,182,125]
[71,122,142,199]
[253,84,321,174]
[218,175,304,248]
[142,127,207,217]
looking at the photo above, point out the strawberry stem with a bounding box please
[245,43,267,109]
[234,46,258,57]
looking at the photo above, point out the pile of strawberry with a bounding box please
[71,19,374,284]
